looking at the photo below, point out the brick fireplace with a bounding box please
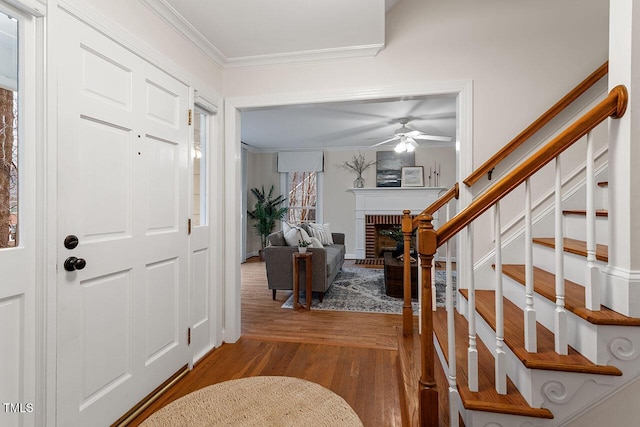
[348,187,445,259]
[366,214,408,258]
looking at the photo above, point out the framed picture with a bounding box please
[376,151,415,187]
[401,166,424,187]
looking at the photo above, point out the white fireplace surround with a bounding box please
[348,187,446,259]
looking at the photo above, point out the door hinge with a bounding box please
[188,109,193,125]
[188,218,192,235]
[187,327,191,345]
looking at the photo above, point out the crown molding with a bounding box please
[139,0,384,69]
[224,43,384,69]
[139,0,227,66]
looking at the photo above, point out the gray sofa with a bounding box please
[264,230,346,301]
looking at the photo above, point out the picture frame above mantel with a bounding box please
[401,166,424,187]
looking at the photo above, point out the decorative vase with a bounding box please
[354,176,365,188]
[298,247,307,254]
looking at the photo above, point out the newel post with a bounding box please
[402,210,414,335]
[417,213,438,426]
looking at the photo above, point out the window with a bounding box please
[192,107,209,226]
[0,12,18,248]
[285,171,321,224]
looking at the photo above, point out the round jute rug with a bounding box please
[140,376,363,426]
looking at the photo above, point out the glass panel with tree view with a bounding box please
[0,12,18,249]
[288,172,316,223]
[192,108,207,226]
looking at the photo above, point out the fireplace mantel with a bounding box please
[348,187,446,259]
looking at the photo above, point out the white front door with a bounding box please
[0,4,36,427]
[56,12,190,426]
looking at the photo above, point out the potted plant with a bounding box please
[247,185,288,257]
[341,151,376,188]
[298,239,311,253]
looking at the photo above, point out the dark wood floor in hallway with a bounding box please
[128,259,407,426]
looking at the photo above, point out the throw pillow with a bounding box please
[308,223,334,245]
[283,223,313,247]
[309,237,324,249]
[283,228,300,247]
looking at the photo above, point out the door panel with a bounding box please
[57,11,189,426]
[78,118,133,240]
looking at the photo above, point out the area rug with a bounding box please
[140,376,363,427]
[281,267,456,314]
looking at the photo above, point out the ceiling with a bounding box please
[150,0,457,151]
[240,96,457,151]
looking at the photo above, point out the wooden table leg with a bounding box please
[305,256,312,311]
[292,254,303,311]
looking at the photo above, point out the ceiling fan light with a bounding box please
[406,143,415,152]
[394,141,406,152]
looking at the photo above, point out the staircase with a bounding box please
[399,178,640,426]
[396,72,640,425]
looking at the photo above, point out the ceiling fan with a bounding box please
[369,118,452,152]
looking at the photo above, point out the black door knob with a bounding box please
[64,256,87,272]
[64,235,79,249]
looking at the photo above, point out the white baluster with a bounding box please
[555,157,568,355]
[466,224,478,392]
[494,202,507,394]
[524,179,537,352]
[446,204,459,426]
[585,131,601,311]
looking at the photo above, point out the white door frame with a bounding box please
[223,80,474,342]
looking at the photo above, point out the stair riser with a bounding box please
[533,244,606,286]
[563,215,608,246]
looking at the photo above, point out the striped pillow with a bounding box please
[308,223,334,245]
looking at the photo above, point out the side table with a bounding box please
[292,252,313,310]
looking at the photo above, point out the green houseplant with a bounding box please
[247,185,288,251]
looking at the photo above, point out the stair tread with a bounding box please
[433,308,554,419]
[460,289,622,376]
[562,209,608,217]
[533,237,608,262]
[502,264,640,326]
[598,181,608,187]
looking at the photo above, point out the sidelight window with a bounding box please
[0,12,18,249]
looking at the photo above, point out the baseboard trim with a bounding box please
[111,364,190,426]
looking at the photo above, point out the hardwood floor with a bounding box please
[127,259,407,426]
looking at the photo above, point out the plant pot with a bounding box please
[353,176,365,188]
[298,247,307,254]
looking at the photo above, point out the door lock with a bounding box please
[64,257,87,272]
[64,235,79,249]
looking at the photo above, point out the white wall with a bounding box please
[224,0,609,262]
[245,151,281,256]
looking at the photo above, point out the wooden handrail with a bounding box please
[411,183,459,230]
[438,85,627,246]
[463,62,609,188]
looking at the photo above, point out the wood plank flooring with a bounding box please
[127,259,406,426]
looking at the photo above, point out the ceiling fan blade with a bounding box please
[369,136,399,148]
[413,134,453,142]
